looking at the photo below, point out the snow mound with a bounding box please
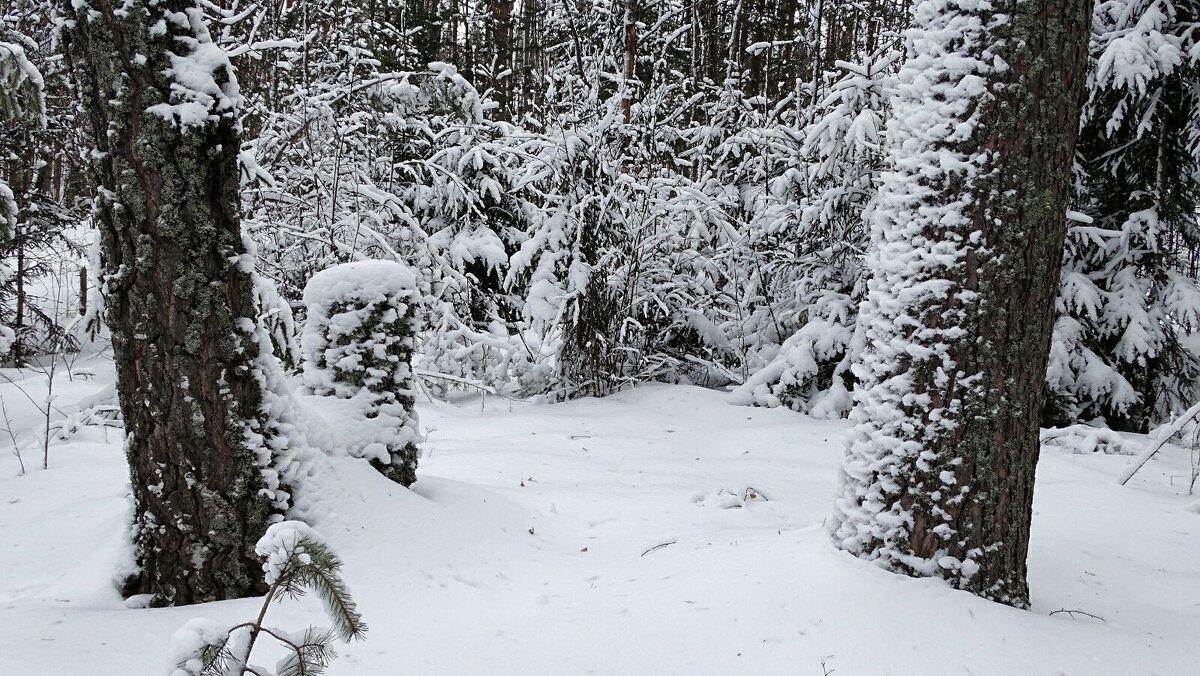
[691,486,769,509]
[1040,425,1135,455]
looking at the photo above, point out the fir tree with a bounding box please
[1048,0,1200,431]
[302,260,423,486]
[169,522,366,676]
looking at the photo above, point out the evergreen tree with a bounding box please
[302,260,423,486]
[1,6,84,361]
[0,32,41,355]
[731,49,898,416]
[169,522,366,676]
[1047,0,1200,431]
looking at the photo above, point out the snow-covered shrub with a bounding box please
[731,51,896,416]
[255,272,302,373]
[0,323,12,355]
[302,260,422,486]
[730,292,859,417]
[169,521,365,676]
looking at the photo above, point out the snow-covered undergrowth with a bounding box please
[2,356,1198,674]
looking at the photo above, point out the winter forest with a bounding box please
[2,0,1200,673]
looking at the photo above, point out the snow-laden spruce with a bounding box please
[0,38,40,237]
[0,323,13,355]
[1048,0,1200,431]
[0,38,44,352]
[731,50,897,416]
[303,260,423,486]
[832,0,1093,607]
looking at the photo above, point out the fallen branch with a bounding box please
[1118,400,1200,486]
[1048,608,1106,622]
[413,368,523,403]
[640,539,678,557]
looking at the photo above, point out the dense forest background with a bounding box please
[3,0,1199,433]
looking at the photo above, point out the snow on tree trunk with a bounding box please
[62,0,315,606]
[302,260,422,486]
[831,0,1093,607]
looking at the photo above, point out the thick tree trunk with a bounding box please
[833,0,1093,607]
[63,0,292,605]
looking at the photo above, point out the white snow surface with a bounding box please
[167,617,233,676]
[2,356,1199,674]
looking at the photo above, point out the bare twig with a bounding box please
[1,399,25,475]
[640,539,678,557]
[1049,608,1106,622]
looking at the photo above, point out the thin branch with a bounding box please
[1049,608,1106,622]
[641,539,678,557]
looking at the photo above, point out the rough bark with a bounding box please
[62,0,285,605]
[834,0,1094,607]
[927,0,1094,601]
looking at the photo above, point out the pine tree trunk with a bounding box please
[62,0,289,605]
[833,0,1093,607]
[516,0,545,115]
[621,3,638,124]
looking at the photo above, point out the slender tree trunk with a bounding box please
[517,0,545,116]
[833,0,1094,607]
[489,0,515,119]
[14,225,24,356]
[621,2,638,124]
[62,0,298,606]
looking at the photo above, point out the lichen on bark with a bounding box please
[62,0,307,605]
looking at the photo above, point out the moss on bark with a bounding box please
[63,0,284,605]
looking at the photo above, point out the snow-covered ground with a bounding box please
[2,356,1199,675]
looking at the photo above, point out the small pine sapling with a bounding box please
[169,522,367,676]
[302,260,423,485]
